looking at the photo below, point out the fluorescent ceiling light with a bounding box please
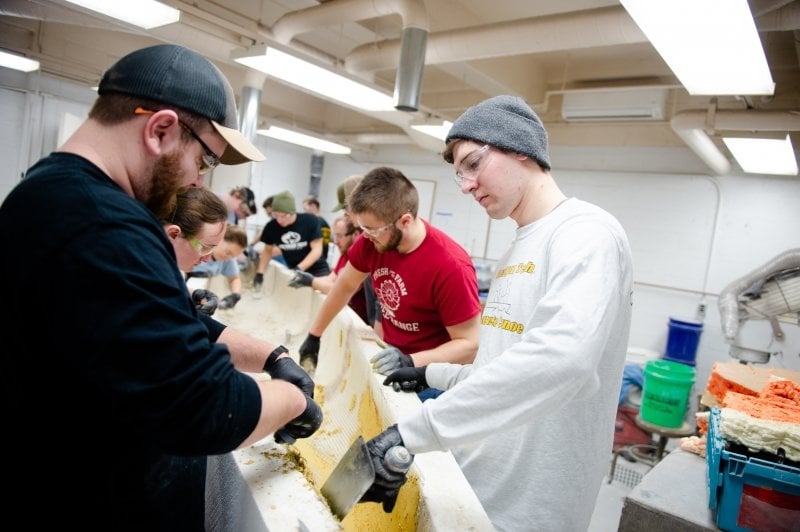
[722,135,798,175]
[234,46,395,112]
[0,50,39,72]
[257,126,351,155]
[411,120,453,141]
[64,0,180,29]
[621,0,774,95]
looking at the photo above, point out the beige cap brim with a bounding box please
[211,121,265,164]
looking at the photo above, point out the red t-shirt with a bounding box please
[335,252,369,324]
[348,220,481,354]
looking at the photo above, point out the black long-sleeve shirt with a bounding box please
[0,153,261,530]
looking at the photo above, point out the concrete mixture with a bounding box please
[200,264,494,531]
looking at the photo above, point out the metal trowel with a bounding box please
[320,436,375,520]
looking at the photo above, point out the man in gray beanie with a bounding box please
[375,95,635,532]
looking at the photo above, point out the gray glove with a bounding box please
[218,292,241,309]
[191,289,219,316]
[288,270,314,288]
[370,346,414,375]
[360,425,413,513]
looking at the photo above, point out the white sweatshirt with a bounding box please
[399,198,634,532]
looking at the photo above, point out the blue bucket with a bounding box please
[664,317,703,366]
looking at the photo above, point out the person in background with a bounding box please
[164,187,314,398]
[163,186,228,315]
[291,176,381,336]
[224,185,257,225]
[187,223,248,310]
[251,194,286,267]
[288,215,371,324]
[253,190,330,291]
[334,175,383,337]
[297,168,481,397]
[303,195,331,264]
[364,95,634,531]
[163,186,316,454]
[0,44,322,530]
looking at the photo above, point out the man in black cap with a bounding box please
[0,44,322,530]
[365,95,634,530]
[226,185,257,224]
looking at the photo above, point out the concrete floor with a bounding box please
[588,456,654,531]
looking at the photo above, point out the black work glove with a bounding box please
[274,394,323,445]
[191,289,219,316]
[253,272,264,287]
[266,357,315,398]
[370,346,414,375]
[360,425,413,513]
[288,270,314,288]
[383,366,428,393]
[218,292,241,309]
[298,333,320,371]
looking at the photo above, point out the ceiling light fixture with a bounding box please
[233,45,395,112]
[411,120,453,141]
[0,50,39,72]
[621,0,774,95]
[723,135,798,176]
[257,126,351,155]
[63,0,180,29]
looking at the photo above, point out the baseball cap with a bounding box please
[271,190,296,214]
[98,44,265,165]
[331,175,364,212]
[233,186,257,216]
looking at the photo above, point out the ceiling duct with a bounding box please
[394,26,427,112]
[671,109,800,175]
[269,0,429,113]
[561,89,668,122]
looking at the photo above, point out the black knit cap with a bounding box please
[98,44,264,165]
[444,95,551,170]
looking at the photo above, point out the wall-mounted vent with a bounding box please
[561,89,668,122]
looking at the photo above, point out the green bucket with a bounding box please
[640,360,696,428]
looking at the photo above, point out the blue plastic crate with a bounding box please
[707,408,800,532]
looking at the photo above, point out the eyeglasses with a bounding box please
[187,235,216,256]
[358,215,402,238]
[134,107,220,175]
[454,144,491,186]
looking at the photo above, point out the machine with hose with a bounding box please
[718,248,800,364]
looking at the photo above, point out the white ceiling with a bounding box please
[1,0,799,172]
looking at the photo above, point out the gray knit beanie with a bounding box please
[444,95,550,170]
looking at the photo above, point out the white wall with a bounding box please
[3,69,798,397]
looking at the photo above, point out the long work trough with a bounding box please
[198,264,494,531]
